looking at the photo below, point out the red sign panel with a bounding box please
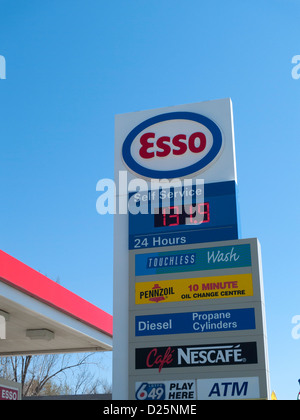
[0,385,19,400]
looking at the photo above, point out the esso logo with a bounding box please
[139,131,207,159]
[122,112,223,178]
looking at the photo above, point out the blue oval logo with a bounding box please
[122,112,223,179]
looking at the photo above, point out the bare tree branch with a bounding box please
[0,352,109,397]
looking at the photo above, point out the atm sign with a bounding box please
[197,377,260,400]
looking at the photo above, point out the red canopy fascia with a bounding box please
[0,250,113,337]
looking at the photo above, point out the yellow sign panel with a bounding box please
[135,273,253,305]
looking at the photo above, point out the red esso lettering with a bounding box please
[139,132,206,159]
[2,389,17,400]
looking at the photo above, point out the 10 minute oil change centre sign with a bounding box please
[113,99,270,400]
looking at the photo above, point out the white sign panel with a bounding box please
[115,98,237,184]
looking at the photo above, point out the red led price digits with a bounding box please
[155,203,210,228]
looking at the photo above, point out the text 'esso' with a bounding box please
[139,132,207,159]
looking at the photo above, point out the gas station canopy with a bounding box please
[0,250,113,356]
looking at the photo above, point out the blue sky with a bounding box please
[0,0,300,399]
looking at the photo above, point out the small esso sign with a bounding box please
[0,386,18,400]
[122,112,223,179]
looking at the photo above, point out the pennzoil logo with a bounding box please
[139,284,175,303]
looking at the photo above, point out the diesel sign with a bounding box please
[135,342,257,372]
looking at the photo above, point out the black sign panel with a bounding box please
[135,342,257,372]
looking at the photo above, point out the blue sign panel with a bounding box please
[135,308,256,336]
[128,181,239,250]
[135,243,251,276]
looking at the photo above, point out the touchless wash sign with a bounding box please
[113,99,270,400]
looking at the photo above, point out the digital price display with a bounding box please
[154,203,210,228]
[128,180,239,250]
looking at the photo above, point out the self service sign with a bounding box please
[113,99,242,399]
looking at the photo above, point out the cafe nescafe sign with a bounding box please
[122,112,223,179]
[135,342,258,372]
